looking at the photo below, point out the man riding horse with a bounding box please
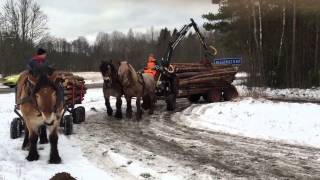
[16,48,65,163]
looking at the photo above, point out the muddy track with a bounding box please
[76,99,320,179]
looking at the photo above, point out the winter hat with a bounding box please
[37,48,46,55]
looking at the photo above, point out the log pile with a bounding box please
[169,63,237,97]
[55,72,87,105]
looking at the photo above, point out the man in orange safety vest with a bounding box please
[144,54,158,79]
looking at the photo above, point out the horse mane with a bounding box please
[126,63,139,83]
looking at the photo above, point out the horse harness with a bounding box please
[137,72,146,95]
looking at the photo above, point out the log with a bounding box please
[178,81,229,89]
[64,90,87,95]
[179,76,234,86]
[176,68,237,79]
[186,71,237,81]
[62,80,85,87]
[172,67,212,73]
[63,84,87,90]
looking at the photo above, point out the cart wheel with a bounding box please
[73,106,85,124]
[204,89,222,103]
[63,115,73,135]
[166,94,176,111]
[223,85,239,101]
[188,94,201,103]
[10,118,23,139]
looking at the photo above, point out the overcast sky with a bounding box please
[2,0,218,43]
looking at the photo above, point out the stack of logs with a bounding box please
[169,63,237,97]
[55,72,87,105]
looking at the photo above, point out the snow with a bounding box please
[176,98,320,148]
[236,85,320,100]
[0,92,112,180]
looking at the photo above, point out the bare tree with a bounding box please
[1,0,47,42]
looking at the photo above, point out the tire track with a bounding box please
[76,98,320,179]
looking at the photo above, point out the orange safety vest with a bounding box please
[144,56,157,78]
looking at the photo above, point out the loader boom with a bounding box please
[161,18,216,68]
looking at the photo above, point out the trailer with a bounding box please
[10,72,87,139]
[153,19,239,111]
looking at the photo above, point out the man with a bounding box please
[27,48,53,76]
[144,54,158,79]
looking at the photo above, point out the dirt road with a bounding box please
[74,99,320,179]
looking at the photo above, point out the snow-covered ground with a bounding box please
[0,92,112,180]
[237,85,320,100]
[175,98,320,148]
[1,75,320,179]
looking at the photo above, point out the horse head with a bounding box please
[100,60,117,87]
[28,73,62,125]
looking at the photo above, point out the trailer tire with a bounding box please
[188,94,201,103]
[10,118,23,139]
[73,106,85,124]
[63,115,73,135]
[204,89,221,103]
[223,85,238,101]
[166,94,176,111]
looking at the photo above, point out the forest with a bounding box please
[1,0,320,88]
[205,0,320,88]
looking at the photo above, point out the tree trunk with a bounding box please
[278,2,286,67]
[291,0,296,87]
[257,0,264,85]
[251,1,259,51]
[315,15,319,74]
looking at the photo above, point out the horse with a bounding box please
[99,60,123,118]
[118,61,156,120]
[16,68,64,163]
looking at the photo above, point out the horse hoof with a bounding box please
[107,110,113,116]
[49,156,61,164]
[26,153,39,161]
[115,112,123,119]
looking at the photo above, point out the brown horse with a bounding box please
[118,61,156,120]
[17,69,64,163]
[99,60,123,118]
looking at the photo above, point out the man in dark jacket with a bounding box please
[27,48,53,76]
